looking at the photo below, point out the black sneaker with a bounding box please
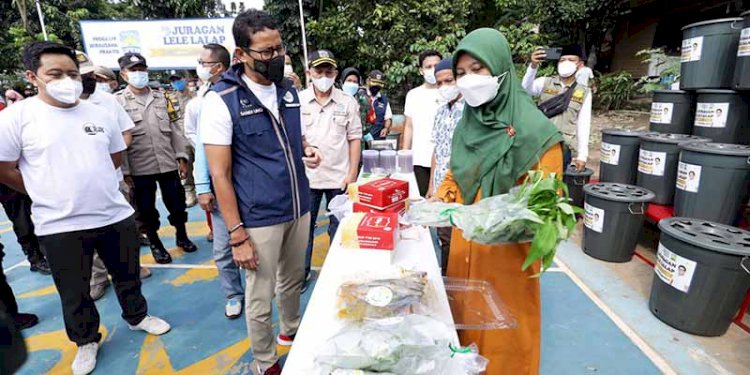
[176,237,197,253]
[150,244,172,264]
[14,313,39,330]
[139,233,151,247]
[29,257,51,275]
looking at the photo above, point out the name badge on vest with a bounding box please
[571,88,585,104]
[240,102,263,117]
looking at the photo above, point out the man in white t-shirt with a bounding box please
[76,51,152,301]
[201,10,322,375]
[402,50,444,197]
[0,42,170,375]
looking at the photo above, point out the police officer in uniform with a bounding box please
[115,53,197,263]
[167,73,198,207]
[522,45,593,171]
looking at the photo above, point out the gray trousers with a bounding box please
[211,207,244,301]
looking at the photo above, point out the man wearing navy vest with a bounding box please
[364,70,393,140]
[200,9,322,375]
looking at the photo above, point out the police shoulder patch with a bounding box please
[571,88,585,103]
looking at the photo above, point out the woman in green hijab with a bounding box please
[435,28,564,374]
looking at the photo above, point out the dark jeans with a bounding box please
[0,243,19,317]
[1,192,44,263]
[38,216,147,345]
[563,146,573,171]
[306,188,344,278]
[132,171,188,234]
[437,227,453,276]
[414,166,432,198]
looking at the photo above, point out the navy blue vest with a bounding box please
[369,94,389,140]
[211,65,310,228]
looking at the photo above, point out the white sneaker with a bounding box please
[225,299,242,319]
[128,315,171,335]
[72,342,99,375]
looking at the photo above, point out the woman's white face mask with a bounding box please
[456,72,508,107]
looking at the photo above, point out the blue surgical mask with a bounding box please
[127,71,149,89]
[171,80,186,92]
[342,81,359,96]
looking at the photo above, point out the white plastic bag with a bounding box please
[328,194,353,222]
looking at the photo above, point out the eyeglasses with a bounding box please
[244,43,287,61]
[197,60,220,67]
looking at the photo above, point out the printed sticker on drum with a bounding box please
[650,102,674,124]
[695,102,729,128]
[681,36,703,62]
[655,242,697,293]
[738,28,750,57]
[584,203,604,233]
[638,149,666,176]
[600,142,621,166]
[675,162,702,193]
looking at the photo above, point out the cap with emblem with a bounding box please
[308,50,337,69]
[118,52,148,70]
[75,51,96,75]
[368,70,386,86]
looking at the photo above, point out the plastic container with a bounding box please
[649,218,750,336]
[680,18,743,90]
[636,133,711,205]
[692,89,750,144]
[379,150,397,174]
[582,183,655,262]
[362,150,379,174]
[649,90,694,134]
[563,166,593,208]
[443,277,517,330]
[397,150,413,174]
[600,128,648,184]
[673,142,750,224]
[732,11,750,89]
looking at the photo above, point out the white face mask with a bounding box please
[41,77,83,105]
[196,64,216,82]
[557,61,578,78]
[127,71,149,89]
[438,84,460,102]
[423,68,437,85]
[342,81,359,96]
[96,82,113,94]
[284,64,294,76]
[456,72,507,107]
[312,76,335,92]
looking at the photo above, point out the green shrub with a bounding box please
[595,71,639,110]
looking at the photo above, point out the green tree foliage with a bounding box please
[265,0,319,72]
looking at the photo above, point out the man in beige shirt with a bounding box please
[300,50,362,284]
[115,52,197,264]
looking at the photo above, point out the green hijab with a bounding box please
[450,28,563,203]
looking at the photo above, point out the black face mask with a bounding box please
[82,76,97,95]
[251,54,285,83]
[369,86,381,96]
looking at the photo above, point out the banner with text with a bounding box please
[80,18,236,70]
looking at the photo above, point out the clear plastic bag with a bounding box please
[404,193,543,245]
[336,268,434,322]
[315,315,483,375]
[328,194,353,222]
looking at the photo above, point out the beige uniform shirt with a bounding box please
[115,87,189,176]
[300,87,363,190]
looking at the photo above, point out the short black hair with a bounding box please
[22,41,78,73]
[418,50,443,68]
[233,9,278,49]
[204,43,231,68]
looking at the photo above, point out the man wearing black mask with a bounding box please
[201,9,322,375]
[364,70,392,140]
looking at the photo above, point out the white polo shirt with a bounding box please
[0,97,134,236]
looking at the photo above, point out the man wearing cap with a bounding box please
[77,50,152,300]
[300,50,362,285]
[115,52,197,264]
[523,45,592,171]
[427,57,465,275]
[363,70,392,141]
[93,66,119,94]
[168,73,198,207]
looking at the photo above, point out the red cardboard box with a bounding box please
[357,178,409,208]
[341,212,399,250]
[353,200,408,216]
